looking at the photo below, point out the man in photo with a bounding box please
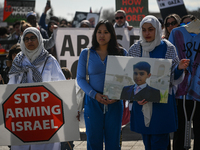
[120,61,160,103]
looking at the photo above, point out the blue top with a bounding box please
[77,48,127,99]
[39,13,48,31]
[169,26,200,101]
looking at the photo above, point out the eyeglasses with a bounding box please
[115,16,124,20]
[23,36,37,43]
[165,21,177,27]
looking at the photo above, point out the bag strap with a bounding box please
[86,48,90,83]
[41,55,49,75]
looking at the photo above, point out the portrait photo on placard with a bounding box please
[103,56,172,103]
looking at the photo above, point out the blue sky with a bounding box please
[0,0,200,21]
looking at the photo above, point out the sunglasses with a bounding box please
[180,22,191,26]
[23,36,37,43]
[115,16,124,20]
[165,21,177,27]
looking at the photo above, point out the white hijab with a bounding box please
[20,27,44,63]
[140,15,162,57]
[139,15,162,127]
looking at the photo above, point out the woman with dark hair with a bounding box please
[163,14,181,39]
[77,20,127,150]
[8,27,66,150]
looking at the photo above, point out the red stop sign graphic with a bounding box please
[3,85,64,142]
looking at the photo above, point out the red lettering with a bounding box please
[126,15,146,22]
[122,0,127,5]
[122,0,142,6]
[126,15,132,22]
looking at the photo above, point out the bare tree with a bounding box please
[100,8,115,23]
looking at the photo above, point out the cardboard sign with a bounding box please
[115,0,148,27]
[72,11,100,27]
[103,56,172,103]
[0,80,80,145]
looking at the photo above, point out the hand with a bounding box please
[178,59,190,70]
[127,26,133,31]
[44,5,51,14]
[137,99,148,105]
[107,99,117,104]
[95,93,110,105]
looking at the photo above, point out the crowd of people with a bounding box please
[0,2,199,150]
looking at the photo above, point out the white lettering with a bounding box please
[51,105,61,115]
[22,93,30,103]
[24,107,36,117]
[51,119,58,129]
[24,121,32,131]
[41,92,49,102]
[43,120,50,129]
[33,120,42,130]
[14,94,21,104]
[41,106,50,116]
[6,108,15,118]
[30,93,40,103]
[16,122,23,131]
[15,108,24,117]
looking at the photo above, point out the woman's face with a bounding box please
[49,23,55,33]
[166,17,178,33]
[24,33,38,50]
[96,24,111,47]
[142,23,156,42]
[182,17,192,24]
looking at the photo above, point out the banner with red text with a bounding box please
[0,80,80,145]
[116,0,148,27]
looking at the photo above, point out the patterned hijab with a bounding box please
[140,15,162,57]
[9,27,49,83]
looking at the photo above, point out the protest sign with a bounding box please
[72,11,100,27]
[103,56,172,103]
[54,28,139,78]
[157,0,188,20]
[116,0,148,27]
[0,80,80,145]
[3,0,35,23]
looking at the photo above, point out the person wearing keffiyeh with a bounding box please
[8,27,66,150]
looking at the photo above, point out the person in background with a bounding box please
[168,14,200,150]
[60,19,68,26]
[158,18,164,30]
[9,27,65,150]
[113,10,133,31]
[8,21,21,41]
[80,20,91,28]
[162,14,181,39]
[27,11,49,39]
[128,15,189,150]
[0,44,21,84]
[77,20,127,150]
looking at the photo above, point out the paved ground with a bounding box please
[0,123,194,150]
[73,123,194,150]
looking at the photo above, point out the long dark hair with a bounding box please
[163,14,181,39]
[91,20,123,56]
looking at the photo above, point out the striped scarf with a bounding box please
[9,49,49,83]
